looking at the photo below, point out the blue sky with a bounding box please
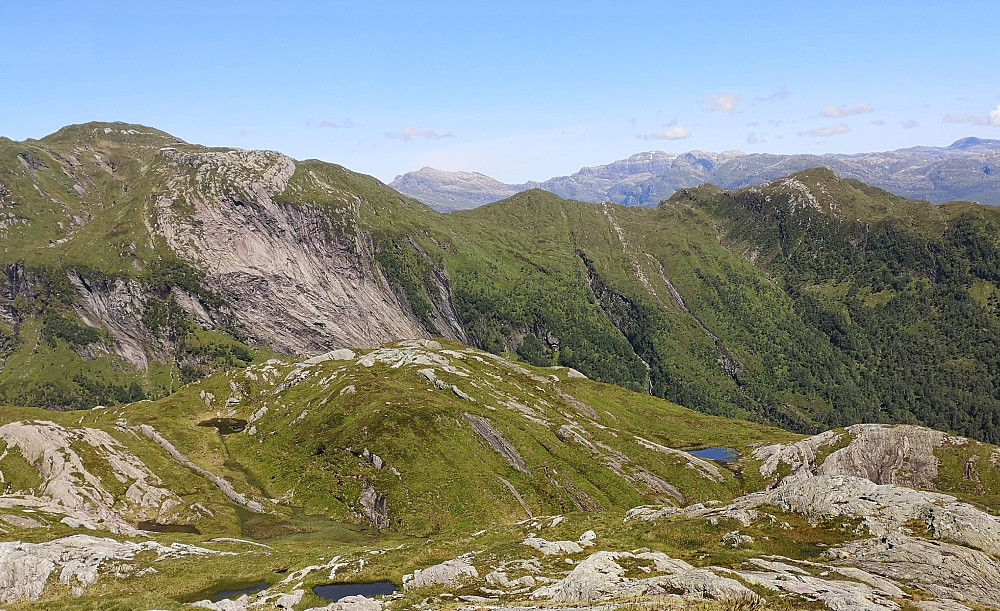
[3,1,999,183]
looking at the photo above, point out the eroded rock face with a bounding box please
[754,424,964,489]
[465,414,530,474]
[70,273,170,369]
[0,420,184,534]
[360,481,389,530]
[728,475,1000,556]
[753,429,843,480]
[0,534,222,603]
[731,565,899,611]
[153,149,465,357]
[829,535,1000,608]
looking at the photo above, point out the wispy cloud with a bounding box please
[746,132,761,144]
[945,104,1000,126]
[769,119,794,127]
[871,120,886,126]
[943,113,988,125]
[306,118,355,128]
[755,87,790,102]
[899,120,920,129]
[801,124,851,138]
[702,92,742,114]
[821,104,874,118]
[386,126,454,141]
[638,121,690,141]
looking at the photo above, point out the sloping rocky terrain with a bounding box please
[0,340,998,609]
[3,123,1000,608]
[391,138,1000,210]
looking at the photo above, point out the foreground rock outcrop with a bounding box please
[0,535,222,603]
[754,424,964,488]
[0,420,185,534]
[530,550,760,603]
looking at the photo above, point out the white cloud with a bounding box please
[307,118,355,128]
[702,92,742,114]
[386,126,454,141]
[801,124,851,138]
[871,120,886,126]
[746,132,761,144]
[821,104,874,118]
[638,124,691,140]
[991,104,1000,126]
[899,120,920,129]
[942,113,990,125]
[756,87,791,102]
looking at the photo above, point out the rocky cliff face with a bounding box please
[152,148,444,356]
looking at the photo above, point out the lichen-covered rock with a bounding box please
[522,537,584,556]
[753,429,843,479]
[531,550,759,604]
[274,589,304,609]
[403,554,478,591]
[465,414,529,474]
[829,535,1000,608]
[192,595,249,611]
[155,148,468,357]
[634,436,726,482]
[754,424,965,489]
[728,475,1000,556]
[360,481,389,530]
[0,420,184,534]
[0,535,223,603]
[304,595,382,611]
[732,568,899,611]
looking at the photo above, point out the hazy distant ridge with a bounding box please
[391,138,1000,210]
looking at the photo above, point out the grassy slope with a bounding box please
[1,340,998,609]
[5,125,1000,443]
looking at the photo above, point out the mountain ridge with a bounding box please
[4,123,1000,445]
[390,138,1000,210]
[4,122,1000,609]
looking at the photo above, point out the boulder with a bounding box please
[403,554,478,591]
[531,550,759,604]
[522,537,584,556]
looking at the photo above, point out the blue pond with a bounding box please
[688,447,739,462]
[313,581,397,602]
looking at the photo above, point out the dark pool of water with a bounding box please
[688,447,739,462]
[180,579,270,603]
[136,520,201,534]
[198,418,248,435]
[313,581,397,602]
[208,580,269,602]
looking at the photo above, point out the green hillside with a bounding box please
[3,123,1000,443]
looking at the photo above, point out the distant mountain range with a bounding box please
[390,137,1000,210]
